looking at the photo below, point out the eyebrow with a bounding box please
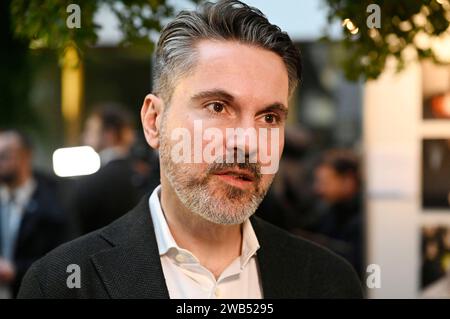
[190,88,288,118]
[190,89,235,103]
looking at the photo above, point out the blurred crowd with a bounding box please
[0,103,363,298]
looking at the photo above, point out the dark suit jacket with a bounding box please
[18,195,363,299]
[6,177,68,297]
[73,158,142,235]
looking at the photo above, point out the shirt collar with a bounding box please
[0,177,36,208]
[240,215,260,268]
[148,184,260,268]
[149,185,178,256]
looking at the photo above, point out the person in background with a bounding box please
[255,126,312,230]
[73,103,143,234]
[311,149,363,276]
[421,226,450,289]
[0,129,68,298]
[129,137,161,198]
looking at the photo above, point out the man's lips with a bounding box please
[213,169,256,182]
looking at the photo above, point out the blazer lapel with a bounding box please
[90,197,170,299]
[15,191,40,250]
[251,216,310,298]
[89,199,309,299]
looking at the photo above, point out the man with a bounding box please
[73,104,143,234]
[312,150,363,276]
[0,129,67,297]
[19,0,363,298]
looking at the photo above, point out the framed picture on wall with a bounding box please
[422,60,450,120]
[421,226,450,298]
[422,139,450,209]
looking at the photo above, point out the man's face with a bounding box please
[159,40,289,225]
[82,115,103,151]
[0,134,27,185]
[314,165,352,204]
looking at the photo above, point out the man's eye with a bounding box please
[264,114,278,124]
[206,102,225,113]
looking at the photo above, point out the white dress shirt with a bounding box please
[0,178,36,261]
[0,178,36,299]
[149,185,263,299]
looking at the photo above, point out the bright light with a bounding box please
[345,20,355,30]
[431,32,450,63]
[342,18,350,27]
[53,146,100,177]
[350,27,359,35]
[342,18,359,35]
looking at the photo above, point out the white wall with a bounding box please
[364,59,450,298]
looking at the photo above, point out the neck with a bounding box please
[159,174,242,278]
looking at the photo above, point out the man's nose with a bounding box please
[224,117,258,162]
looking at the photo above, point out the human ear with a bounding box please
[141,94,164,149]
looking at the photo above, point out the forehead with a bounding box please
[173,40,289,107]
[0,133,20,149]
[318,165,338,176]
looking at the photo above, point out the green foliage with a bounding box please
[10,0,200,58]
[11,0,450,81]
[324,0,450,80]
[11,0,98,58]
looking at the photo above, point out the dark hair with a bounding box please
[90,103,134,138]
[153,0,302,102]
[319,150,360,183]
[0,128,33,152]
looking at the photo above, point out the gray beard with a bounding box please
[159,127,270,225]
[166,173,262,225]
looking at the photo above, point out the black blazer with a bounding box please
[73,158,142,235]
[18,195,363,299]
[7,178,68,297]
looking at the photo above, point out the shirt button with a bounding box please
[175,254,185,263]
[215,288,221,297]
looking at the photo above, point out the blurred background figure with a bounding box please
[72,103,159,235]
[308,149,363,276]
[421,226,450,293]
[83,103,136,166]
[129,139,160,197]
[257,125,314,230]
[0,129,68,298]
